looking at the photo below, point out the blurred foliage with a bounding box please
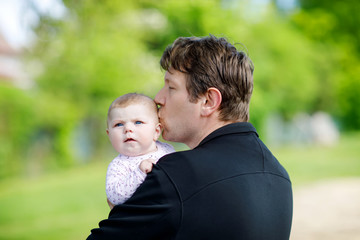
[291,0,360,130]
[0,0,359,178]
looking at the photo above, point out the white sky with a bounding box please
[0,0,66,49]
[0,0,297,49]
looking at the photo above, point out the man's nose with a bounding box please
[154,87,164,106]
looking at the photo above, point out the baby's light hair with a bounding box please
[107,93,159,128]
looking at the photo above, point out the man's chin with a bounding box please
[161,130,171,141]
[162,131,179,143]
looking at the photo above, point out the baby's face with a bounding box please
[107,103,161,156]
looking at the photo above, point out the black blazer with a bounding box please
[88,122,293,240]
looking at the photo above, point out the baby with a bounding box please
[105,93,175,209]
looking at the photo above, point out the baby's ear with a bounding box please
[106,129,110,136]
[154,123,161,141]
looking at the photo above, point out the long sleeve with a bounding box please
[106,141,175,205]
[88,164,182,240]
[106,158,146,205]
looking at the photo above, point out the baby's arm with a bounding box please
[106,159,146,207]
[139,159,157,173]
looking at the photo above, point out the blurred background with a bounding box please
[0,0,359,239]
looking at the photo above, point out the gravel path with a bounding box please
[290,178,360,240]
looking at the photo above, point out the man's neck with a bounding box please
[186,119,235,149]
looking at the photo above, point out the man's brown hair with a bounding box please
[160,35,254,122]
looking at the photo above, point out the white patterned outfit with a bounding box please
[106,141,175,205]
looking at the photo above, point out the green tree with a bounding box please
[0,85,37,177]
[2,0,350,178]
[21,0,167,172]
[290,0,360,130]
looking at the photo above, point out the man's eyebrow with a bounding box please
[165,77,175,84]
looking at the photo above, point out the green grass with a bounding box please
[272,131,360,185]
[0,162,109,240]
[0,132,359,239]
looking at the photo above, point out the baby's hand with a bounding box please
[107,198,115,210]
[139,159,156,174]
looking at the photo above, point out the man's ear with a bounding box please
[200,87,222,117]
[153,123,162,141]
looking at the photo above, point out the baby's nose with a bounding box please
[124,123,134,132]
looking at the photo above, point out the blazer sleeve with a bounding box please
[87,165,181,240]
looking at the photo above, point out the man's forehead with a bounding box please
[164,71,173,80]
[164,69,185,83]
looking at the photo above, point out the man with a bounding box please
[87,35,293,239]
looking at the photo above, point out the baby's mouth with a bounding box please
[124,138,136,142]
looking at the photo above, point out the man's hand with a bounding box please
[139,159,156,174]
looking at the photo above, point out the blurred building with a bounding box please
[0,33,31,89]
[266,111,340,146]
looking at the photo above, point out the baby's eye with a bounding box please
[135,121,143,125]
[114,123,123,127]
